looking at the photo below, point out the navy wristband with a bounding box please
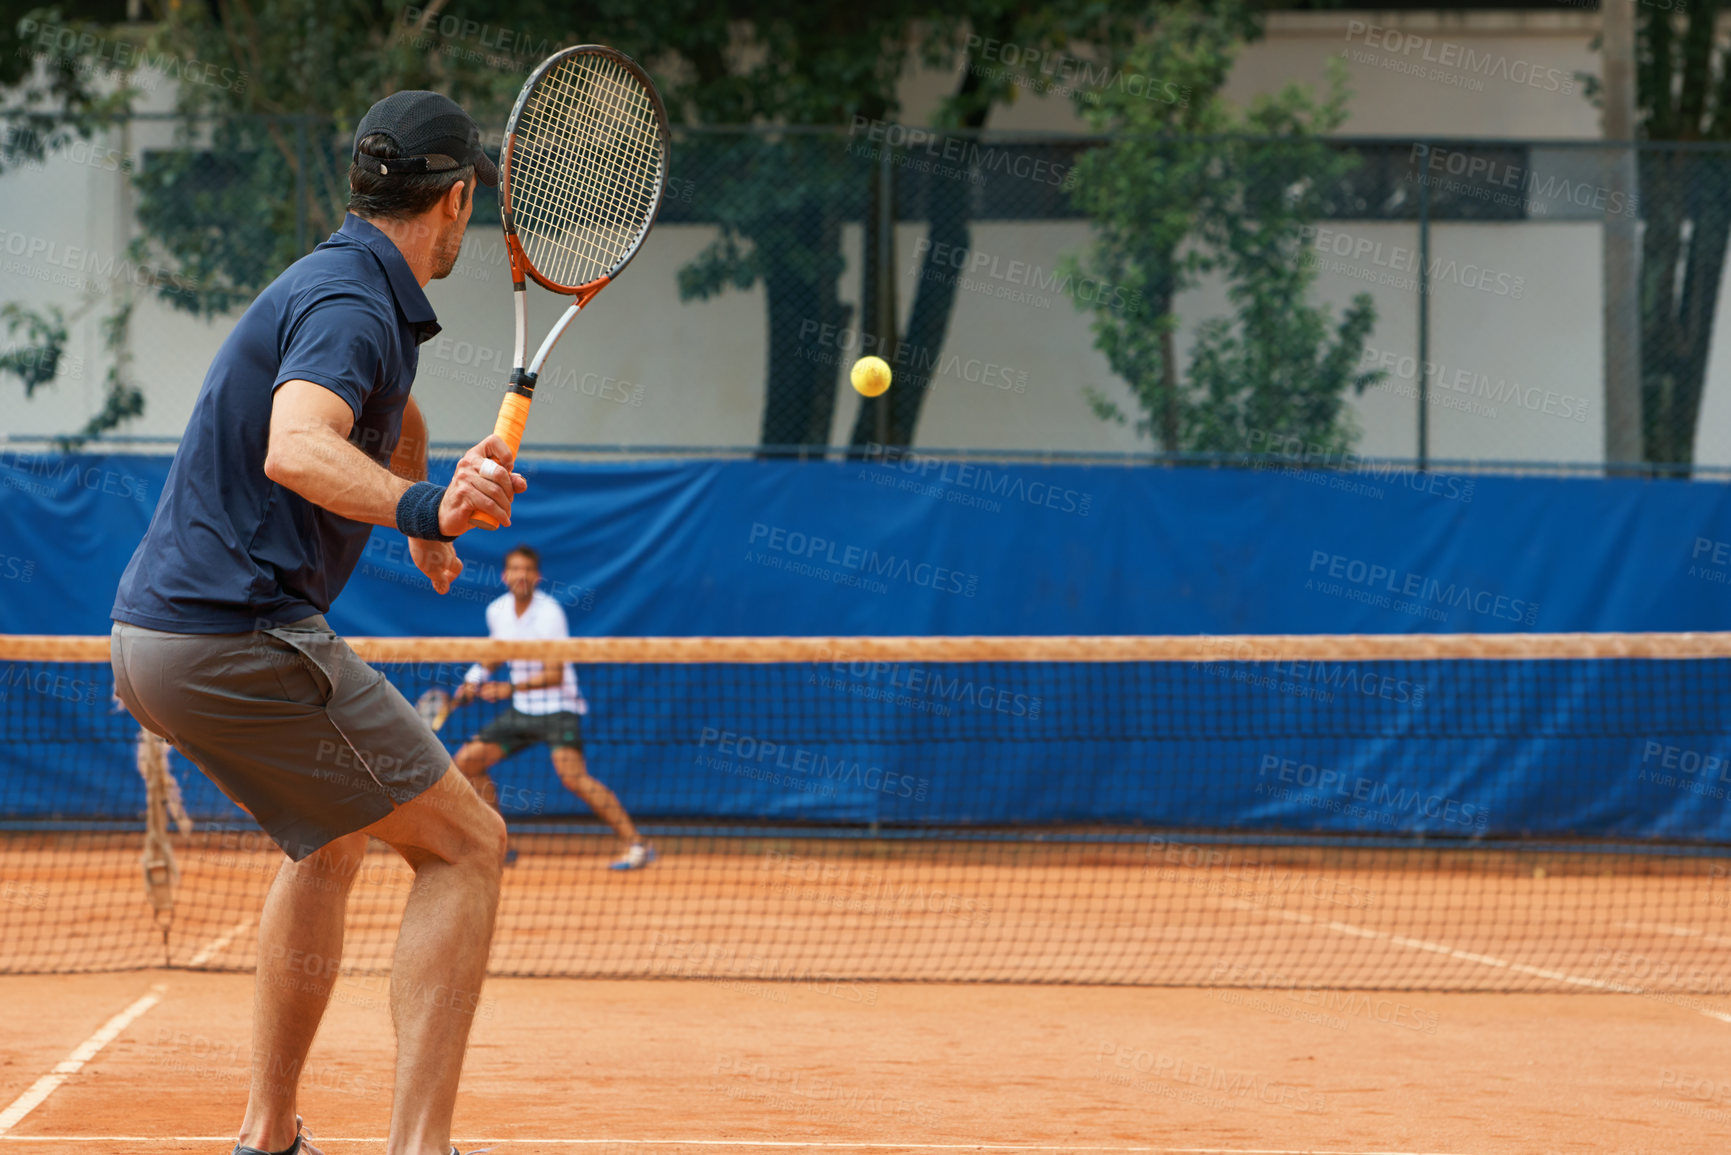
[396,481,454,541]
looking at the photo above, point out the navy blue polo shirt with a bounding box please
[112,214,441,633]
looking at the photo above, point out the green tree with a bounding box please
[6,0,1195,450]
[0,0,596,440]
[656,2,1169,449]
[1066,5,1377,455]
[1583,4,1731,466]
[840,0,1173,449]
[2,4,149,442]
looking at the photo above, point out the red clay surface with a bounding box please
[5,834,1731,992]
[3,972,1731,1154]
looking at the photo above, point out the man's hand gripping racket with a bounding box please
[470,45,670,529]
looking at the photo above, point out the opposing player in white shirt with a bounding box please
[453,545,655,870]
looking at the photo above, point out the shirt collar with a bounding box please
[335,213,442,343]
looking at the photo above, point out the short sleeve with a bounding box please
[274,289,394,420]
[544,599,570,639]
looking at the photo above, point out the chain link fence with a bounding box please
[1,114,1726,472]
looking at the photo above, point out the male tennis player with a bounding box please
[110,92,515,1155]
[453,544,655,870]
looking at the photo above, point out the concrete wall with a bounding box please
[0,9,1716,465]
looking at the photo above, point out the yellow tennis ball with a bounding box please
[851,355,892,398]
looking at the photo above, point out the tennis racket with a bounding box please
[415,688,454,732]
[473,44,671,529]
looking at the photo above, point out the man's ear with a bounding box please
[444,179,470,220]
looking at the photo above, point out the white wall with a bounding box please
[0,9,1713,466]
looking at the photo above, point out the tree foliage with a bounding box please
[1065,3,1378,456]
[1580,2,1731,466]
[6,0,1249,449]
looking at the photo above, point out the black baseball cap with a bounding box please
[352,90,499,187]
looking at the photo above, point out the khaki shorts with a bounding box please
[110,615,450,861]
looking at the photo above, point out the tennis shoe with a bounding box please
[233,1115,321,1155]
[609,842,657,871]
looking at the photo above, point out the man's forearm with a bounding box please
[391,398,429,481]
[265,421,414,528]
[513,668,565,690]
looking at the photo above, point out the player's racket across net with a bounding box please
[474,45,669,528]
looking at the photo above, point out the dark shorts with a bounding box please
[110,615,450,862]
[473,709,584,757]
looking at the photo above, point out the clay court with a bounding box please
[5,834,1731,1153]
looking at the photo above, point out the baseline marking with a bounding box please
[1223,901,1731,1025]
[0,984,167,1136]
[185,918,256,967]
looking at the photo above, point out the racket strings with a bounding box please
[509,53,664,289]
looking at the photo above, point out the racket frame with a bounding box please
[493,44,670,447]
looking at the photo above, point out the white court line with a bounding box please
[0,984,166,1136]
[185,917,256,967]
[1617,921,1731,949]
[0,1145,1457,1151]
[1221,900,1731,1025]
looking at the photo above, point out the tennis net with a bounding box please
[2,632,1730,993]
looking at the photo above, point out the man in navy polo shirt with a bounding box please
[111,91,518,1155]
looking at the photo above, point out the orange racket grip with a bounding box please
[470,391,532,530]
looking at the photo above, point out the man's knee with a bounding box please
[283,831,368,890]
[456,742,498,776]
[462,805,509,872]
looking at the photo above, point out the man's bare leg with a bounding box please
[453,740,504,807]
[551,747,641,848]
[363,766,507,1155]
[236,830,369,1152]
